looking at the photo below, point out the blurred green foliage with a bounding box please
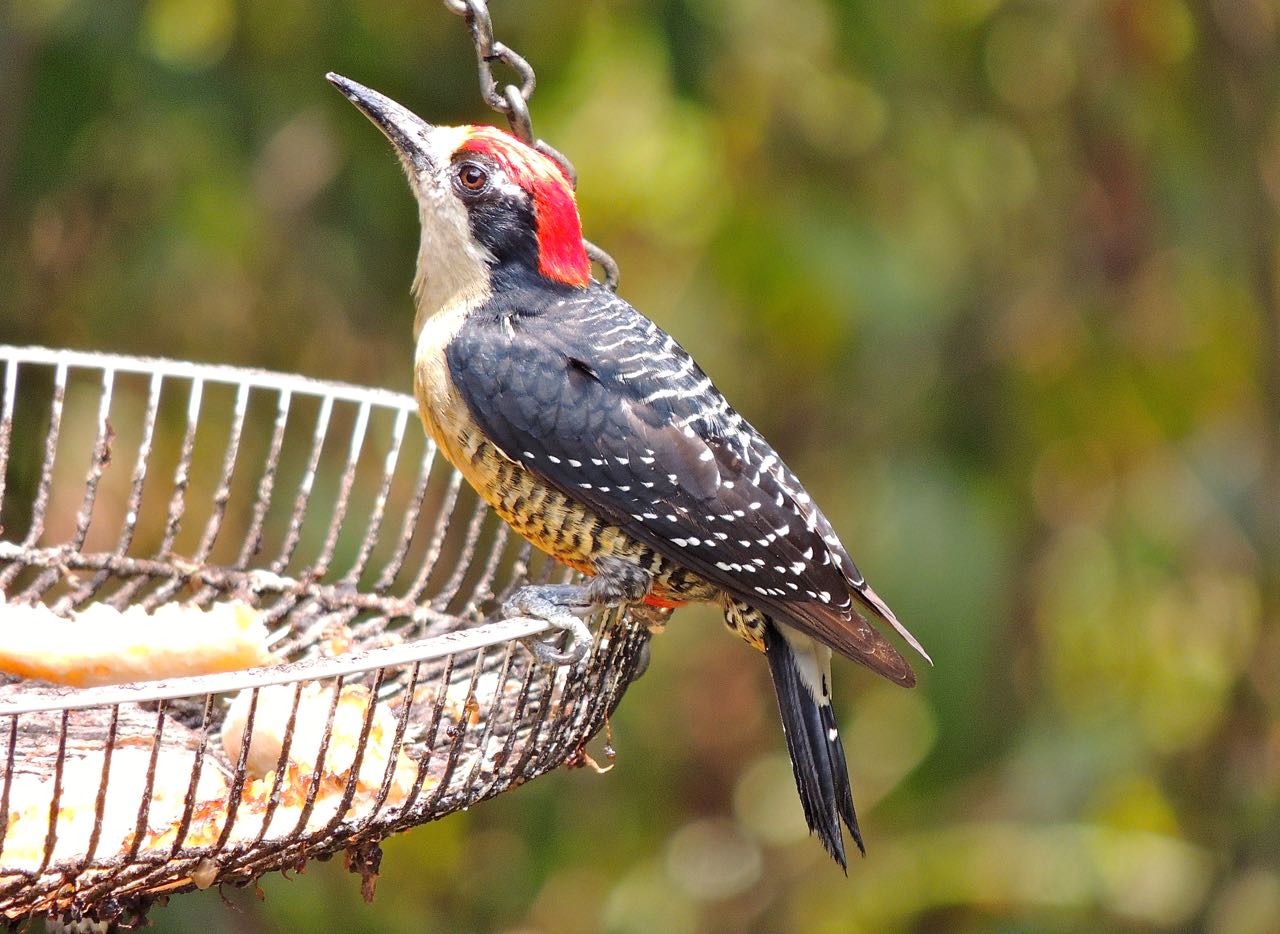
[3,0,1279,930]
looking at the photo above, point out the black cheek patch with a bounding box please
[468,196,541,277]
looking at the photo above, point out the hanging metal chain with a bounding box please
[442,0,620,290]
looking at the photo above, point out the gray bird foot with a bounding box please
[508,557,651,667]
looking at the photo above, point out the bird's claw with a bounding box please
[504,584,594,667]
[504,558,652,668]
[519,629,590,666]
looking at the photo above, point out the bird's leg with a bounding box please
[506,556,651,666]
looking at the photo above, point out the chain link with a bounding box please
[443,0,620,290]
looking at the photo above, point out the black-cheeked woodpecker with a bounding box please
[328,74,930,870]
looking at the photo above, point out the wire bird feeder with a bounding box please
[0,3,645,925]
[0,345,651,924]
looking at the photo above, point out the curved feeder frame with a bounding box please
[0,345,650,924]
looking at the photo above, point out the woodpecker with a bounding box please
[328,73,930,869]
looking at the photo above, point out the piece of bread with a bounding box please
[0,599,272,687]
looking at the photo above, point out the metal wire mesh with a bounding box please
[0,345,650,924]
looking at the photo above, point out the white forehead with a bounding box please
[418,126,524,200]
[422,125,472,169]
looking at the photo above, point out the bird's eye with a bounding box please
[455,162,489,193]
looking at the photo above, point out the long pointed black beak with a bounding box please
[326,73,434,167]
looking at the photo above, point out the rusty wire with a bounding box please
[443,0,621,291]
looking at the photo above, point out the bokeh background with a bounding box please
[3,0,1279,930]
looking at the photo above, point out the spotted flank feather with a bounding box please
[445,284,927,683]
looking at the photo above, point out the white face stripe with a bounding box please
[405,126,497,337]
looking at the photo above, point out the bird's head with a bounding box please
[327,73,590,326]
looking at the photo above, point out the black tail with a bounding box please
[763,621,862,870]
